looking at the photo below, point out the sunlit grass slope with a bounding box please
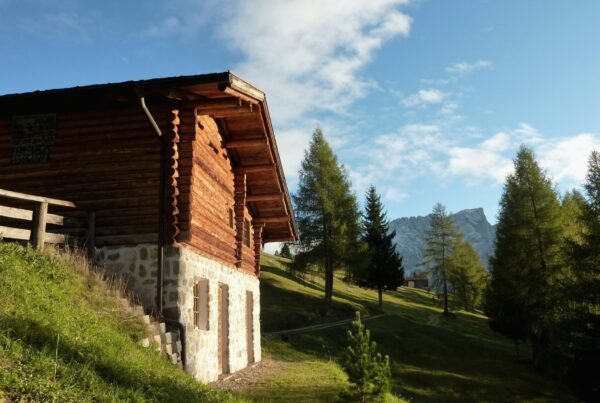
[255,253,576,403]
[0,242,244,403]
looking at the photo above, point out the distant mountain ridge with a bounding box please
[389,208,497,275]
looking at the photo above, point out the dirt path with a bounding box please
[212,358,285,394]
[267,313,387,336]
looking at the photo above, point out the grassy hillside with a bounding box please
[0,243,243,403]
[251,253,577,402]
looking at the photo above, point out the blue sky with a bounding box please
[2,0,599,226]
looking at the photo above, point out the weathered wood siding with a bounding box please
[176,111,256,273]
[0,105,168,246]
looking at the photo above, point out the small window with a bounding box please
[244,219,251,247]
[11,113,56,164]
[228,208,234,229]
[193,279,209,330]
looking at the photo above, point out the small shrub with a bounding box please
[341,312,392,402]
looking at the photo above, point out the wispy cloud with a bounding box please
[539,133,600,182]
[401,88,447,107]
[445,59,491,74]
[222,0,412,122]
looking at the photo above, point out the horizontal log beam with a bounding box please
[262,236,296,243]
[224,138,267,149]
[0,188,76,208]
[254,216,290,224]
[235,163,275,174]
[0,226,66,244]
[0,225,29,240]
[0,205,81,227]
[246,193,283,203]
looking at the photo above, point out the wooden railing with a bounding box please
[0,188,95,257]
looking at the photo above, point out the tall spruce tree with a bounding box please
[561,190,587,246]
[486,146,563,369]
[293,128,361,308]
[422,203,460,315]
[446,236,487,311]
[562,151,600,400]
[357,186,404,309]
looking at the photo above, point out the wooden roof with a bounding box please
[0,72,297,243]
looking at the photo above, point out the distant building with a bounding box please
[405,274,429,290]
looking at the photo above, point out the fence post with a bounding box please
[86,210,96,261]
[31,202,48,250]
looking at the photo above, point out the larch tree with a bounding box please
[422,203,460,315]
[486,145,563,369]
[357,186,404,309]
[446,236,487,311]
[293,128,361,308]
[279,243,293,259]
[562,151,600,401]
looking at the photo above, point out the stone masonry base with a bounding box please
[96,243,261,383]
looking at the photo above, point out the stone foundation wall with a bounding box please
[95,243,261,383]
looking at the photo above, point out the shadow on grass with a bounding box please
[266,315,574,403]
[0,315,224,402]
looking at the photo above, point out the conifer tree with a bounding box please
[293,128,361,308]
[561,190,587,246]
[279,243,293,259]
[447,236,487,311]
[562,151,600,400]
[341,312,392,402]
[422,203,460,315]
[486,146,563,369]
[357,186,404,309]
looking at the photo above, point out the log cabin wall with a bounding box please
[176,110,256,274]
[0,105,173,246]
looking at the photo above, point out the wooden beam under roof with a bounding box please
[235,163,275,174]
[196,108,256,119]
[246,193,283,202]
[225,138,267,149]
[255,215,290,224]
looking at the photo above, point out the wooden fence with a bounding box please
[0,188,95,257]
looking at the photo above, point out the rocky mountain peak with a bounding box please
[389,208,496,275]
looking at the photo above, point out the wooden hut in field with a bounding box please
[0,72,297,382]
[405,274,429,290]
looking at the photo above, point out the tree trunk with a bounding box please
[325,264,334,307]
[441,234,449,315]
[378,286,383,309]
[514,340,521,360]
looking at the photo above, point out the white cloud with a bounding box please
[539,134,600,182]
[445,59,491,74]
[481,132,511,152]
[401,89,447,107]
[222,0,412,122]
[448,146,513,183]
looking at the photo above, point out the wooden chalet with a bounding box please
[0,72,297,382]
[405,274,429,290]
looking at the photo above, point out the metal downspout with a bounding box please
[139,95,187,368]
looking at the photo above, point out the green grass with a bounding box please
[0,242,244,403]
[252,253,577,402]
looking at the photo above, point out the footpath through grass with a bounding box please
[251,253,577,402]
[0,242,243,402]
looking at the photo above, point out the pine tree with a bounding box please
[341,312,392,402]
[561,190,587,246]
[293,128,362,308]
[357,186,404,309]
[447,236,487,311]
[486,145,563,369]
[562,151,600,400]
[422,203,460,315]
[279,243,293,259]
